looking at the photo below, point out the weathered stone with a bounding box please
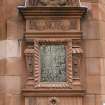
[4,76,21,94]
[86,75,101,94]
[85,95,96,105]
[0,0,105,105]
[86,58,101,75]
[84,40,103,58]
[6,58,25,75]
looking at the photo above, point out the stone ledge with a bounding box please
[22,89,86,96]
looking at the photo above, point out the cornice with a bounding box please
[22,88,86,96]
[18,6,87,17]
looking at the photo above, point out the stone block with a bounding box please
[6,58,25,75]
[0,40,6,59]
[100,41,105,57]
[6,40,21,58]
[85,95,96,105]
[0,59,6,75]
[81,2,99,21]
[100,0,105,4]
[82,20,100,40]
[0,2,7,40]
[99,2,105,21]
[6,17,24,40]
[101,76,105,94]
[6,0,21,18]
[96,95,105,105]
[86,58,101,75]
[99,58,105,76]
[7,19,18,39]
[99,22,105,40]
[0,76,5,92]
[5,0,24,40]
[0,92,5,105]
[4,76,21,94]
[5,94,22,105]
[83,40,103,58]
[86,75,101,94]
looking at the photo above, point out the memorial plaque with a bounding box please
[40,44,66,82]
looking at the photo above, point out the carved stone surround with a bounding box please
[24,39,83,89]
[18,5,87,102]
[34,39,72,88]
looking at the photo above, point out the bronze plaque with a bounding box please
[40,44,66,82]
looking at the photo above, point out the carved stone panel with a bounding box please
[26,19,79,33]
[40,44,66,82]
[72,54,80,78]
[37,0,69,7]
[24,48,34,76]
[28,0,80,7]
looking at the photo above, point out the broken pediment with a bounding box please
[25,0,80,7]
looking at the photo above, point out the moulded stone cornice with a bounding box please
[18,6,87,18]
[22,88,86,96]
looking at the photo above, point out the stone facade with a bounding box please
[0,0,105,105]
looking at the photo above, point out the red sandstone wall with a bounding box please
[0,0,105,105]
[99,0,105,104]
[81,0,105,105]
[0,0,25,105]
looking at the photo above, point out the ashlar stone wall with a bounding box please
[0,0,105,105]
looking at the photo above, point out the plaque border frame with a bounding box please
[34,38,72,88]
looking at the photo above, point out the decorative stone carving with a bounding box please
[33,38,72,88]
[49,97,59,105]
[28,0,80,7]
[18,0,87,98]
[72,53,81,78]
[24,47,34,76]
[38,0,69,7]
[28,19,77,32]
